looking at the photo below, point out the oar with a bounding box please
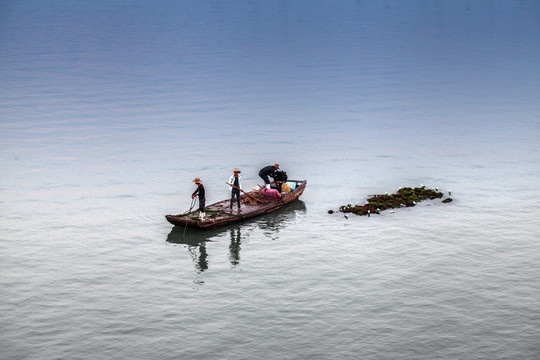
[226,182,266,204]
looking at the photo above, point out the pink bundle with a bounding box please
[261,188,281,200]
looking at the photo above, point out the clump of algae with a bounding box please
[337,186,450,216]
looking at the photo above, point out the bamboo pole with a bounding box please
[226,182,266,204]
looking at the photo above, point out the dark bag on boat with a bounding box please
[274,170,288,183]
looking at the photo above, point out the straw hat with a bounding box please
[233,168,241,173]
[274,163,279,168]
[193,177,202,184]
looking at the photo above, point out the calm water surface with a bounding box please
[1,1,539,359]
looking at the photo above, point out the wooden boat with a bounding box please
[166,180,307,229]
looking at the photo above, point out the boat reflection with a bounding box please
[255,200,307,240]
[166,200,306,272]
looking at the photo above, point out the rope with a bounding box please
[182,197,196,215]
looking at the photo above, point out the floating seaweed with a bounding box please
[336,186,451,216]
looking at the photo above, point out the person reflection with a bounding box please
[229,228,241,266]
[188,242,208,272]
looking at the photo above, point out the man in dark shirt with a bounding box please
[259,163,279,189]
[191,177,206,220]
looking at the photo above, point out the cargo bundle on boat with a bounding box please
[166,179,307,229]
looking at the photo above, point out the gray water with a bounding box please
[1,1,539,359]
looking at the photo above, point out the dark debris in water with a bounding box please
[336,186,452,216]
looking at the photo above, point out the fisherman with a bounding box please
[228,168,242,214]
[258,163,279,189]
[191,177,206,220]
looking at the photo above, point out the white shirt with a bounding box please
[228,174,242,191]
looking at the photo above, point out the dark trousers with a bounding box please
[259,170,271,184]
[199,199,205,212]
[230,189,240,209]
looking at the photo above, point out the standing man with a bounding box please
[191,177,206,220]
[259,163,279,189]
[228,168,242,214]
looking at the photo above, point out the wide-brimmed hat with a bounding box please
[274,163,279,168]
[193,177,202,184]
[233,168,241,173]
